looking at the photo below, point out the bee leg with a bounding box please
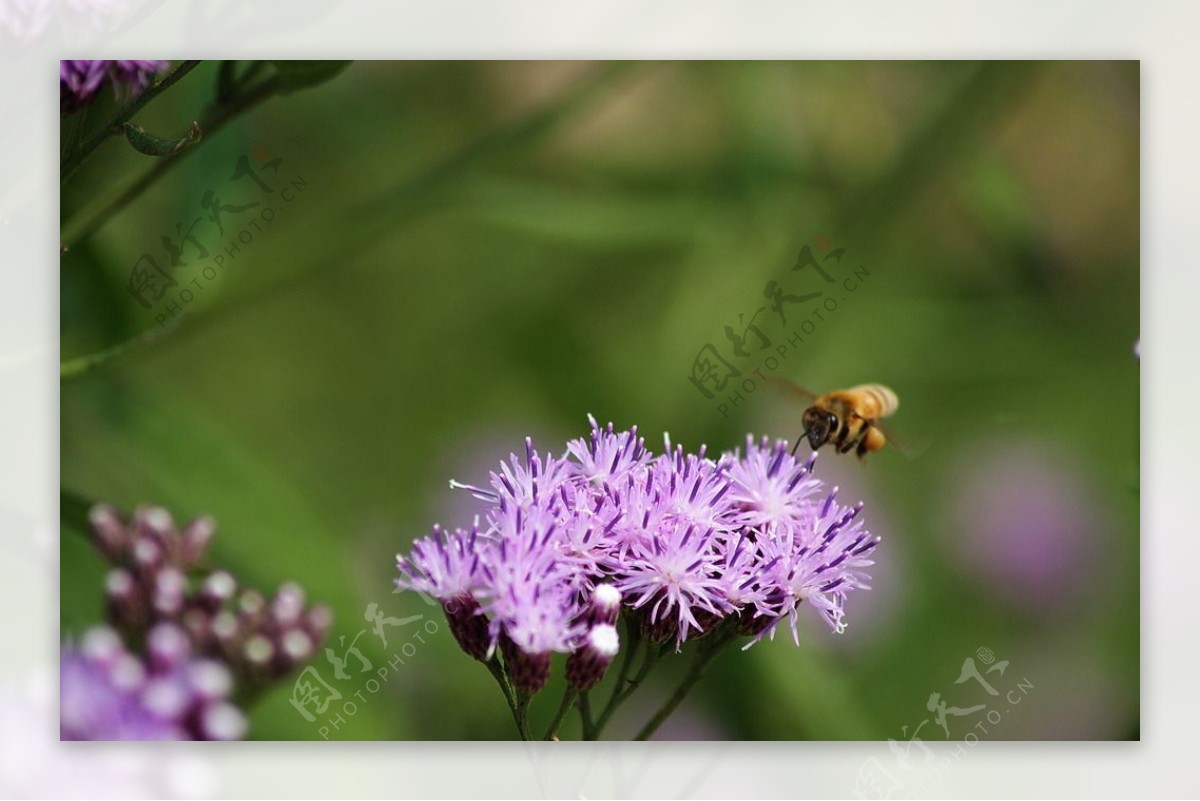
[833,418,850,451]
[856,423,884,460]
[836,434,858,454]
[856,435,871,460]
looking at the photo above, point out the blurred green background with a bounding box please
[60,61,1139,741]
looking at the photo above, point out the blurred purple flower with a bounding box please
[395,416,880,695]
[60,59,168,113]
[87,503,332,688]
[943,441,1104,612]
[69,502,332,740]
[61,625,245,741]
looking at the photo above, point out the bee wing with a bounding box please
[765,376,818,404]
[870,419,928,461]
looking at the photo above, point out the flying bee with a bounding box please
[771,379,900,460]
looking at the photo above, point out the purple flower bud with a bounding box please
[181,515,216,566]
[146,623,190,671]
[198,701,248,741]
[108,653,147,693]
[443,595,491,662]
[238,589,266,622]
[187,660,233,702]
[280,629,315,665]
[199,570,237,608]
[88,504,126,560]
[131,537,162,576]
[211,610,240,645]
[587,584,622,627]
[104,568,143,631]
[135,506,175,545]
[305,605,334,640]
[80,626,123,667]
[141,676,190,720]
[152,567,187,617]
[500,635,552,695]
[271,582,305,626]
[566,624,619,690]
[243,634,274,669]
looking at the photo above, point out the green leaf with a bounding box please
[122,120,202,157]
[267,61,353,93]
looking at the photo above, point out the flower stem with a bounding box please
[61,74,282,249]
[61,60,202,184]
[514,690,534,741]
[578,691,595,739]
[633,627,738,741]
[60,316,185,381]
[485,656,519,722]
[543,686,578,740]
[591,632,661,738]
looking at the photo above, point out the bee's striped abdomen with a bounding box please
[851,384,899,419]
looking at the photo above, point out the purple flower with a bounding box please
[653,441,735,533]
[478,505,583,658]
[395,522,486,603]
[617,519,732,645]
[565,415,650,489]
[750,485,879,644]
[84,502,331,701]
[61,625,246,741]
[396,417,881,694]
[942,441,1102,612]
[725,436,822,536]
[60,59,168,113]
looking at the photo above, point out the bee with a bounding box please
[772,380,900,460]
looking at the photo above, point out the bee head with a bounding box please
[801,407,839,450]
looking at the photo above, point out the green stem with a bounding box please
[606,617,641,707]
[117,61,634,356]
[591,631,661,738]
[485,656,516,710]
[485,656,533,740]
[633,627,738,741]
[61,60,202,183]
[542,686,578,740]
[61,75,282,249]
[60,316,185,381]
[578,691,595,739]
[514,690,533,741]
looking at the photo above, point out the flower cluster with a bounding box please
[64,503,332,740]
[396,417,879,696]
[60,60,168,113]
[61,625,246,741]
